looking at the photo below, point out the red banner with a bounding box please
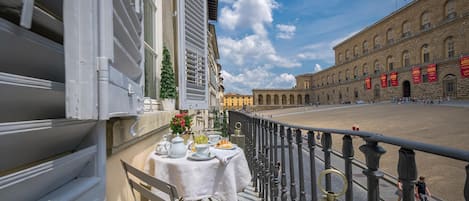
[390,72,398,86]
[365,77,371,90]
[460,55,469,78]
[427,64,437,82]
[380,74,387,88]
[412,66,421,84]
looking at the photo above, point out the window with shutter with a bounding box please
[178,0,209,109]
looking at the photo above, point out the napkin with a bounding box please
[210,147,240,165]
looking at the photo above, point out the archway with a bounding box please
[274,95,279,105]
[305,95,310,105]
[443,74,457,98]
[374,84,380,99]
[289,95,294,105]
[258,95,263,105]
[402,80,411,97]
[266,95,271,105]
[297,95,303,105]
[282,95,287,105]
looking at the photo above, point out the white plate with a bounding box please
[214,144,237,150]
[187,152,216,161]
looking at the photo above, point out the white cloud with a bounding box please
[314,64,322,72]
[221,68,296,94]
[276,24,296,39]
[218,0,300,68]
[220,0,278,35]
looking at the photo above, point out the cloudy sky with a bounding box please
[215,0,410,94]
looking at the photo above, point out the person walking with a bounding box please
[415,176,432,201]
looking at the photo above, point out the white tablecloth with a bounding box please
[144,147,251,201]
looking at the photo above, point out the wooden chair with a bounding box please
[121,160,182,201]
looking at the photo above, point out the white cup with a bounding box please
[208,135,221,144]
[195,144,210,157]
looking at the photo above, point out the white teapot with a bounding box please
[169,134,186,158]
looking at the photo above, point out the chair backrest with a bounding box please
[121,160,180,201]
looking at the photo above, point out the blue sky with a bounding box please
[215,0,410,94]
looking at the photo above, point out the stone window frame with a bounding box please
[420,11,431,31]
[386,28,394,44]
[373,34,381,49]
[421,44,430,63]
[345,49,351,60]
[363,40,369,54]
[386,55,394,71]
[445,0,456,19]
[445,36,455,58]
[362,63,368,75]
[402,50,410,67]
[353,45,359,57]
[374,60,380,74]
[353,66,358,79]
[402,20,411,38]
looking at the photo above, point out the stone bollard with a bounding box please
[230,122,245,150]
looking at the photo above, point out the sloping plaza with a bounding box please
[258,102,469,200]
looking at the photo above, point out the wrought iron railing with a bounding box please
[228,110,469,201]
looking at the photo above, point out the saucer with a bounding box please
[187,152,216,161]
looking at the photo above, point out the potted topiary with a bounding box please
[159,47,177,110]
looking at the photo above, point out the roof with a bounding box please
[208,0,218,21]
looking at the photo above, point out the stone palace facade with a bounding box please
[254,0,469,108]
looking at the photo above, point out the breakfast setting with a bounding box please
[145,114,251,201]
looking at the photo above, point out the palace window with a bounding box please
[420,11,431,31]
[353,66,358,79]
[345,49,351,60]
[421,44,430,63]
[345,69,350,81]
[374,60,380,74]
[373,35,381,49]
[362,63,368,75]
[445,0,456,20]
[386,28,394,44]
[402,50,410,67]
[387,56,394,71]
[402,21,411,38]
[353,45,359,57]
[363,40,369,54]
[445,36,455,58]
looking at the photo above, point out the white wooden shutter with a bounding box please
[64,0,144,120]
[177,0,209,110]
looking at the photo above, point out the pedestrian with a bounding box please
[415,176,431,201]
[396,179,403,201]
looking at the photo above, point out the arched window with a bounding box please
[338,71,342,82]
[421,11,431,31]
[282,95,287,105]
[421,44,430,63]
[402,50,410,67]
[363,40,369,54]
[373,35,381,49]
[445,36,455,58]
[289,95,294,105]
[445,0,456,19]
[266,95,271,105]
[338,53,343,63]
[374,60,380,74]
[327,75,331,85]
[386,56,394,71]
[402,21,411,38]
[353,45,359,57]
[362,63,368,75]
[345,69,350,80]
[321,77,325,86]
[386,28,394,44]
[332,74,336,84]
[305,95,310,104]
[345,49,351,60]
[258,95,263,105]
[353,66,358,79]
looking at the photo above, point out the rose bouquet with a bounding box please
[170,113,192,134]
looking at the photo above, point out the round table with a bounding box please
[144,148,251,201]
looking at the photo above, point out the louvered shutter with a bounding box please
[177,0,209,110]
[65,0,144,120]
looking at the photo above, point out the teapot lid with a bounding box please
[172,135,184,143]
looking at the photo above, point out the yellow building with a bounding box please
[224,93,253,110]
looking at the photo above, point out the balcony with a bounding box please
[228,110,469,201]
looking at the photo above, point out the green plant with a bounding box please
[159,47,177,99]
[221,110,228,137]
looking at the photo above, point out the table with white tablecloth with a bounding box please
[144,147,251,201]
